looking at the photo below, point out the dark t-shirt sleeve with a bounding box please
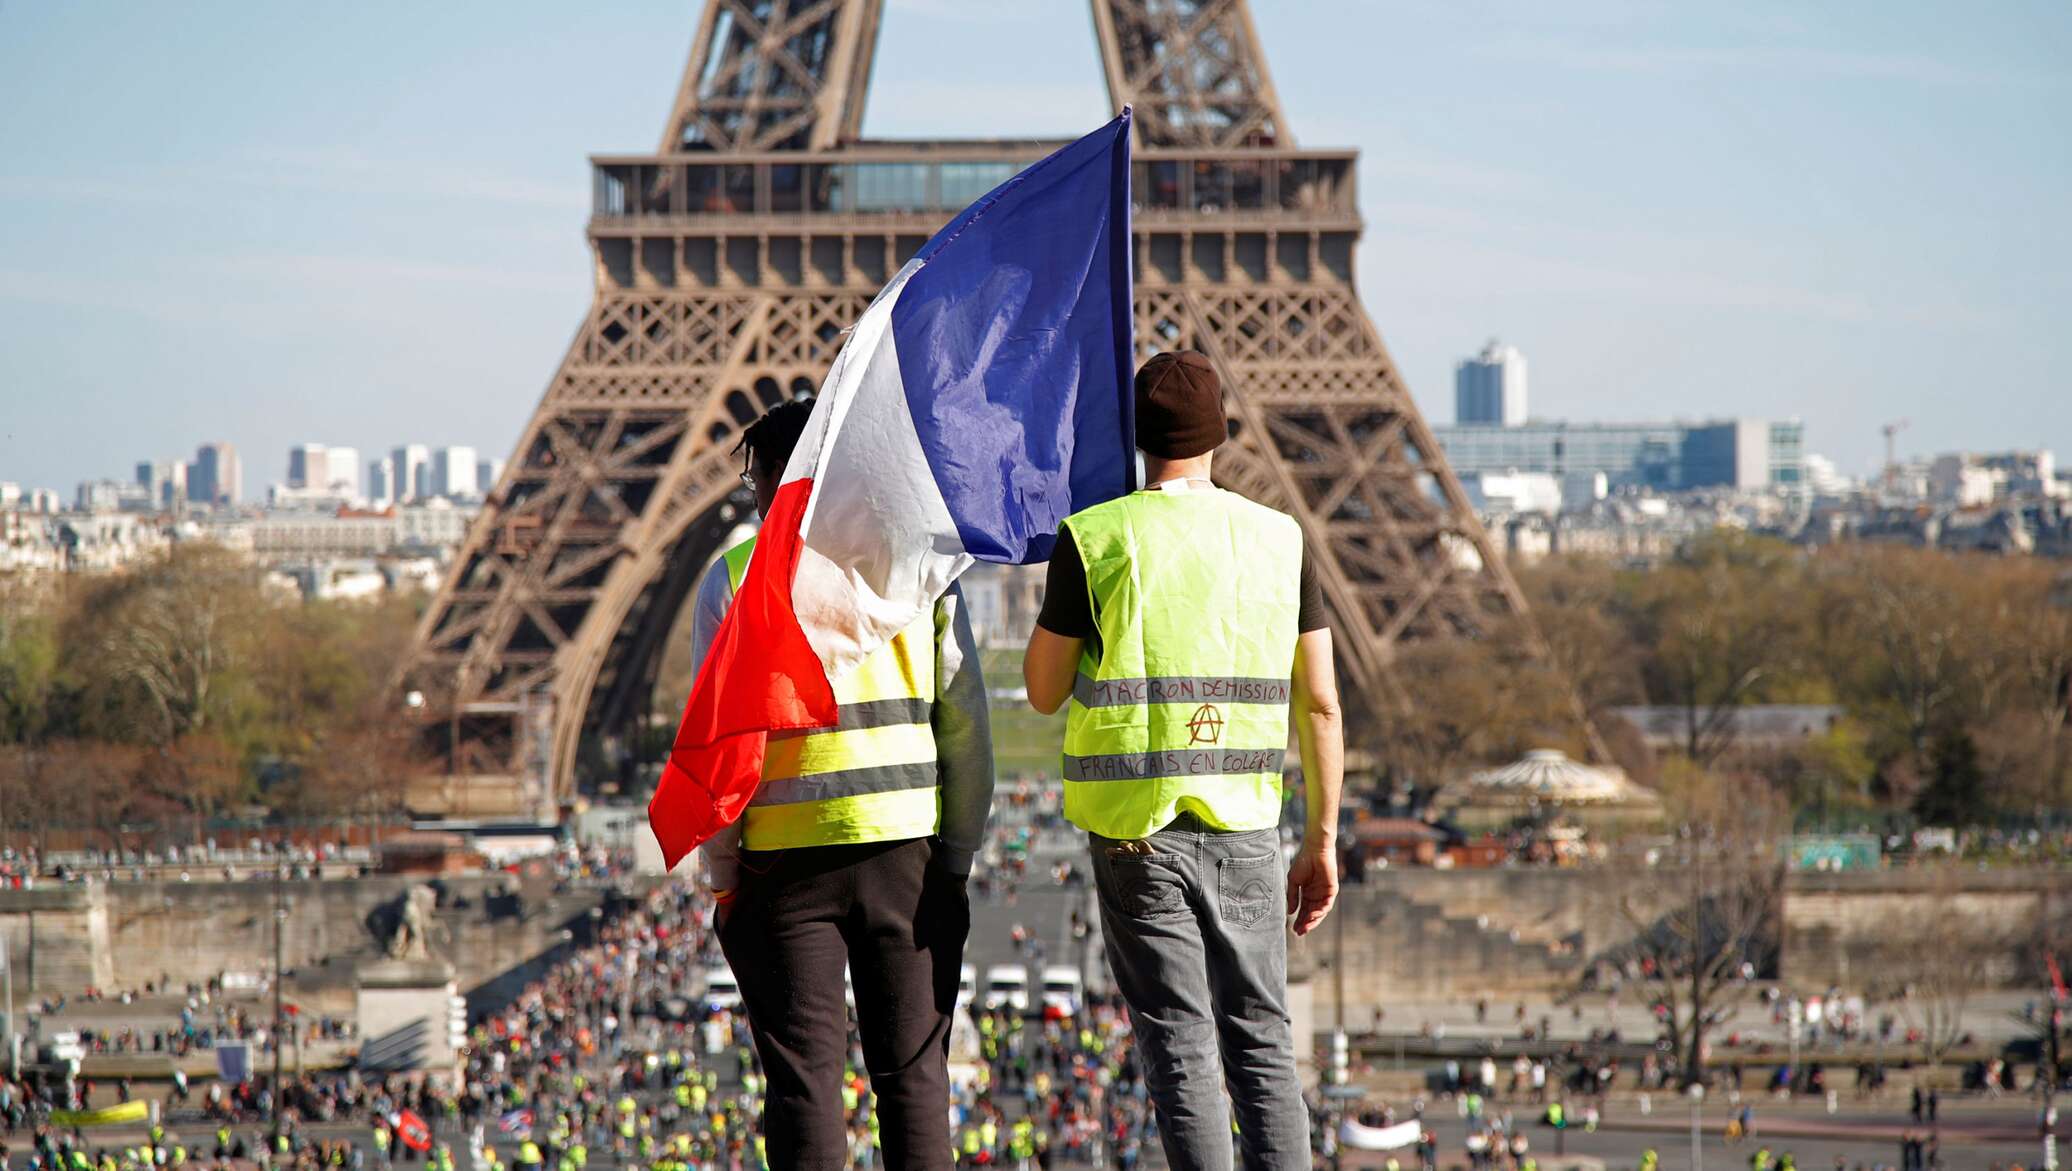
[1035,527,1096,638]
[1298,548,1328,633]
[1037,524,1329,636]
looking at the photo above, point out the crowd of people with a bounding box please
[0,869,1159,1171]
[956,1002,1155,1167]
[0,846,2053,1171]
[0,801,1194,1168]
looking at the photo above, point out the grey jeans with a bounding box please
[1090,817,1309,1170]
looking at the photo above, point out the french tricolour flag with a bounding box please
[649,111,1137,866]
[497,1109,535,1135]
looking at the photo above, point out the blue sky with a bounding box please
[1,0,2066,496]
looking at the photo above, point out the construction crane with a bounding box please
[1881,419,1911,492]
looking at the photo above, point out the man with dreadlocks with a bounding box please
[687,398,995,1170]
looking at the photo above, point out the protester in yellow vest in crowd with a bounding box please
[692,399,995,1171]
[1026,351,1344,1171]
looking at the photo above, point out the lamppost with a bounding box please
[1688,1081,1706,1171]
[1,930,15,1078]
[403,690,427,848]
[271,861,287,1127]
[1787,996,1803,1097]
[2044,998,2062,1171]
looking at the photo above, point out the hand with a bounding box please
[1286,844,1338,936]
[713,890,736,931]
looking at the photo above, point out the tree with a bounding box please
[1626,533,1810,765]
[1986,568,2072,815]
[1821,547,1994,783]
[1751,720,1876,829]
[0,744,53,852]
[288,719,426,828]
[64,545,264,745]
[143,732,247,839]
[1617,767,1787,1087]
[1976,709,2068,818]
[0,578,61,745]
[1879,865,2004,1065]
[1368,615,1590,787]
[247,593,417,754]
[1516,554,1649,772]
[3,552,438,836]
[1913,726,1987,825]
[39,740,149,852]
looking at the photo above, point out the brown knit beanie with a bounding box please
[1134,351,1225,458]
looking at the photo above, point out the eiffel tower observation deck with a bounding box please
[400,0,1533,806]
[586,143,1363,294]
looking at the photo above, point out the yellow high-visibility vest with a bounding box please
[722,537,941,850]
[1058,488,1302,839]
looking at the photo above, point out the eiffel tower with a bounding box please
[398,0,1535,810]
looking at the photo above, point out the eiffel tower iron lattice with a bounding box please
[399,0,1543,809]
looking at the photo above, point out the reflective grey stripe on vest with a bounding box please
[748,761,940,807]
[765,696,933,742]
[1062,747,1286,782]
[1072,673,1290,709]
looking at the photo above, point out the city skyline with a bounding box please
[1,1,2067,494]
[64,437,499,509]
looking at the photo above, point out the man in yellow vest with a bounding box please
[1025,351,1343,1170]
[694,399,995,1170]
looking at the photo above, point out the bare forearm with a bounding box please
[1288,629,1344,935]
[1023,626,1083,715]
[1291,627,1343,850]
[1298,704,1343,849]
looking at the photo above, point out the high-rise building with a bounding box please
[134,459,187,509]
[392,445,430,503]
[1455,339,1528,426]
[1767,420,1806,504]
[189,442,241,507]
[1680,420,1771,492]
[1434,417,1804,501]
[288,443,329,491]
[476,457,505,494]
[368,457,396,507]
[326,445,361,497]
[434,445,479,498]
[153,460,186,509]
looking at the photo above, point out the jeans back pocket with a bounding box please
[1100,851,1190,922]
[1217,852,1279,928]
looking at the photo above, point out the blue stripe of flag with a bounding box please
[887,110,1137,565]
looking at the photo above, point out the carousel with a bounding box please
[1437,747,1665,833]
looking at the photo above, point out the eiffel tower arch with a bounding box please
[399,0,1537,810]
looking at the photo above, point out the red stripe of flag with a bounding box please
[648,478,836,868]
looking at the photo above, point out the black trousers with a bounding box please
[718,836,970,1170]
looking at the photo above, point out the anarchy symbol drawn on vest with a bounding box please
[1187,704,1224,745]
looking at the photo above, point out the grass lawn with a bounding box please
[979,645,1066,779]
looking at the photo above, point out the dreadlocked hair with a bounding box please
[733,398,816,479]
